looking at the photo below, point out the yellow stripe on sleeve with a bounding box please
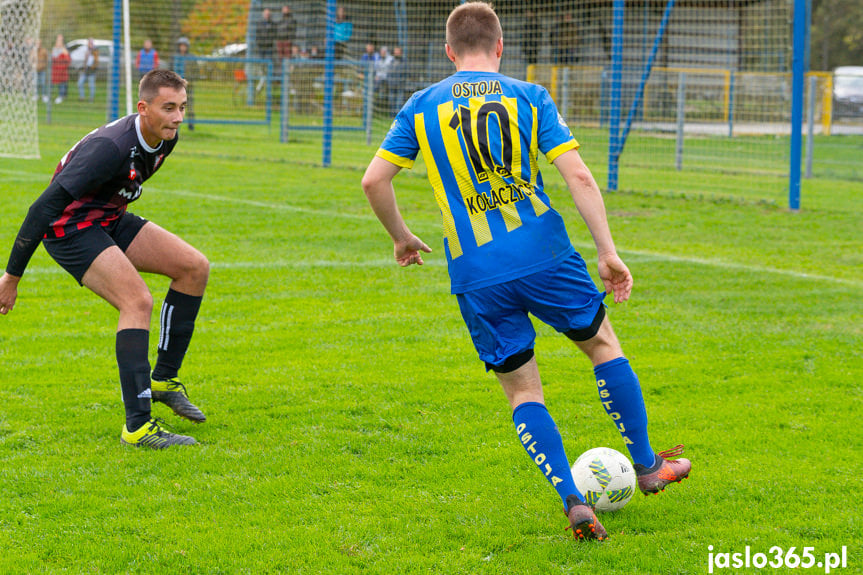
[375,148,415,169]
[545,139,579,164]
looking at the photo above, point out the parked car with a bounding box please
[66,38,113,74]
[209,43,247,58]
[833,66,863,120]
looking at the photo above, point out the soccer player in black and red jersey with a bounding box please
[0,70,208,449]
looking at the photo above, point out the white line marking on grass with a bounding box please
[219,254,860,287]
[19,259,444,275]
[571,242,862,287]
[21,253,859,286]
[211,259,437,269]
[0,168,50,182]
[154,188,375,221]
[627,250,862,286]
[19,188,855,287]
[209,250,863,286]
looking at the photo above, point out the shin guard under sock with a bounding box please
[117,328,152,431]
[152,288,202,381]
[513,401,584,510]
[594,357,654,467]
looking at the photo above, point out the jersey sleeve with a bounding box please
[53,137,124,199]
[375,97,419,169]
[5,181,75,277]
[535,87,579,163]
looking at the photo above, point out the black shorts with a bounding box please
[42,212,149,285]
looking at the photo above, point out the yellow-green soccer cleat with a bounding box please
[151,378,206,423]
[120,418,197,449]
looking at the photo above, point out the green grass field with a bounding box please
[0,105,861,574]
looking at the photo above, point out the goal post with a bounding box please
[537,0,799,205]
[0,0,44,159]
[788,0,807,211]
[600,0,807,209]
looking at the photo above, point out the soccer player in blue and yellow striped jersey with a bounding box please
[362,1,691,541]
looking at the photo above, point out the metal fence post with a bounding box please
[804,74,815,178]
[281,62,290,143]
[675,72,686,171]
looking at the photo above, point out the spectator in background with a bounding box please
[522,9,541,66]
[173,37,190,77]
[77,38,99,102]
[552,12,578,65]
[373,45,393,113]
[35,38,49,103]
[256,8,277,62]
[136,39,159,78]
[361,42,378,63]
[277,5,297,63]
[388,46,406,116]
[374,45,393,84]
[173,37,194,131]
[360,43,379,95]
[334,5,352,59]
[51,34,70,104]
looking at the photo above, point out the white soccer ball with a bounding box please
[571,447,637,512]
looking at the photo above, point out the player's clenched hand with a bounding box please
[394,235,432,267]
[0,273,20,315]
[597,253,633,303]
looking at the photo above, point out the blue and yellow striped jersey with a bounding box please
[377,71,578,294]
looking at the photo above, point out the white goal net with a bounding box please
[0,0,43,159]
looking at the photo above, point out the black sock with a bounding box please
[152,288,203,381]
[117,328,151,431]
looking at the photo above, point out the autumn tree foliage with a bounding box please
[812,0,863,68]
[182,0,249,55]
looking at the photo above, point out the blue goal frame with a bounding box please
[605,0,808,210]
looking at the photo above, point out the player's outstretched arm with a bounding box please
[1,182,77,314]
[552,148,632,303]
[362,156,432,267]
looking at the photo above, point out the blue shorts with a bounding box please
[456,252,606,369]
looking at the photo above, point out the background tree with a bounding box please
[181,0,249,56]
[812,0,863,69]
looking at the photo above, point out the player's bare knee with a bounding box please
[122,288,154,318]
[568,310,625,363]
[187,251,209,288]
[576,331,624,365]
[172,249,209,288]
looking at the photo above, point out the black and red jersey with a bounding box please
[47,114,177,239]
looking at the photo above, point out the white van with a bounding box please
[66,39,114,75]
[833,66,863,119]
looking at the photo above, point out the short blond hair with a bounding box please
[446,1,502,57]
